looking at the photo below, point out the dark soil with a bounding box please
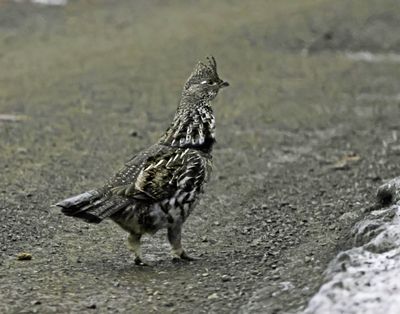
[1,0,400,313]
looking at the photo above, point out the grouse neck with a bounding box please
[159,102,216,153]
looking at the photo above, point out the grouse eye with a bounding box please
[201,79,216,85]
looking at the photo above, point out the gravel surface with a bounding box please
[1,0,400,313]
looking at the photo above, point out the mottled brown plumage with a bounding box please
[55,57,228,265]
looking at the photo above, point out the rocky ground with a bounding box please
[1,0,400,313]
[304,178,400,314]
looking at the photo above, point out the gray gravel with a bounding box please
[1,1,400,313]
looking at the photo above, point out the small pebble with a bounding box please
[17,252,32,261]
[86,303,96,309]
[221,275,231,282]
[208,293,219,300]
[129,129,138,137]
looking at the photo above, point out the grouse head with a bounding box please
[183,56,229,101]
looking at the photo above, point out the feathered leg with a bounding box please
[127,233,148,266]
[168,224,195,261]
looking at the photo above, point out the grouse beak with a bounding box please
[219,81,230,88]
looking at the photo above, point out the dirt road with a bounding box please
[1,1,400,313]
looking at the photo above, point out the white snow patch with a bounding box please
[346,51,400,63]
[14,0,67,5]
[304,178,400,314]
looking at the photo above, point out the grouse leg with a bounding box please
[168,225,196,261]
[128,233,148,266]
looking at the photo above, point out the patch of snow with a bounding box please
[14,0,67,5]
[356,93,400,102]
[303,177,400,314]
[346,51,400,63]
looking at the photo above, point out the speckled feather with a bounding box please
[107,145,212,205]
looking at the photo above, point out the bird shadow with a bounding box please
[73,253,206,280]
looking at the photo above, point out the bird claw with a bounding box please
[134,257,151,266]
[171,250,198,263]
[179,251,198,261]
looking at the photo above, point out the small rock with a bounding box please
[221,275,231,282]
[17,147,28,154]
[208,293,219,300]
[390,145,400,154]
[250,237,262,247]
[0,114,28,122]
[16,252,32,261]
[129,129,139,137]
[339,211,361,222]
[367,173,381,182]
[331,153,360,170]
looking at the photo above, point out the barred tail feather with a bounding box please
[55,190,131,224]
[55,190,104,223]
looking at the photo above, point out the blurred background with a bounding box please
[1,0,400,313]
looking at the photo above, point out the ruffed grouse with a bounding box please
[55,57,229,265]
